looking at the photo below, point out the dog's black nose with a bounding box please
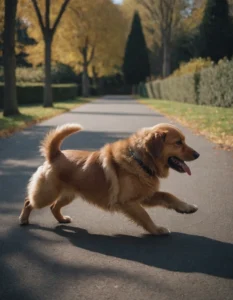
[193,151,200,159]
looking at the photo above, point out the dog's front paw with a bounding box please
[58,216,72,223]
[176,203,198,214]
[153,226,171,236]
[19,216,29,225]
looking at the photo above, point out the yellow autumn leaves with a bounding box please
[17,0,127,77]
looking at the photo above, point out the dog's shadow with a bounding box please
[29,224,233,279]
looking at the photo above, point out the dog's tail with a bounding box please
[40,123,83,163]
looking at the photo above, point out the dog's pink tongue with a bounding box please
[181,162,191,176]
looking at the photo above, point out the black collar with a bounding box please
[128,148,155,177]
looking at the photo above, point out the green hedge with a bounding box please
[144,74,198,104]
[137,82,148,98]
[140,59,233,107]
[162,74,198,104]
[0,64,78,83]
[198,60,233,107]
[150,80,161,99]
[0,83,78,108]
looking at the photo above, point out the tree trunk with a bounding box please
[92,66,99,95]
[31,0,71,107]
[3,0,19,116]
[98,77,104,95]
[162,35,171,78]
[92,66,98,87]
[82,63,90,97]
[44,32,53,107]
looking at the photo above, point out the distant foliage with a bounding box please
[16,67,44,83]
[171,58,212,77]
[51,64,78,83]
[199,0,233,62]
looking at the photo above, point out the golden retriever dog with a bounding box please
[19,123,200,235]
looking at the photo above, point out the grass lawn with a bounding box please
[139,98,233,150]
[0,98,90,138]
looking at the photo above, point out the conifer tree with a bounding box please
[123,11,150,85]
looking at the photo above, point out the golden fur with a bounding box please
[19,123,200,235]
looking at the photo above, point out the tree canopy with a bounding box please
[199,0,233,62]
[18,0,127,78]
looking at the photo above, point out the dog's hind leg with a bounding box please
[19,166,60,225]
[119,202,170,235]
[19,186,60,225]
[19,197,33,225]
[50,192,75,223]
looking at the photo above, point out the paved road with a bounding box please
[0,96,233,300]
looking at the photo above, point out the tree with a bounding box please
[54,0,126,97]
[21,0,126,97]
[122,0,188,77]
[3,0,19,116]
[138,0,186,77]
[171,1,206,69]
[19,0,70,107]
[123,11,150,86]
[0,0,4,37]
[199,0,233,62]
[0,0,5,65]
[68,1,99,97]
[32,0,70,107]
[1,1,35,67]
[89,3,127,83]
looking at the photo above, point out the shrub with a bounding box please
[199,59,233,107]
[150,80,161,99]
[138,82,148,98]
[145,82,154,98]
[160,74,198,104]
[144,80,161,99]
[171,58,212,77]
[138,57,233,107]
[51,84,78,102]
[0,83,78,108]
[142,74,197,104]
[0,63,78,84]
[51,63,78,83]
[16,67,44,83]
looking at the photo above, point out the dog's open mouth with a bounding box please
[168,157,191,176]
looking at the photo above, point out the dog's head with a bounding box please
[141,123,200,177]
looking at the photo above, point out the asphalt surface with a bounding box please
[0,95,233,300]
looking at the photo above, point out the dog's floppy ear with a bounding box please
[146,131,166,158]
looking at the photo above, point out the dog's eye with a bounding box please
[176,140,182,146]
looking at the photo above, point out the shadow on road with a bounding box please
[0,223,167,300]
[25,224,233,280]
